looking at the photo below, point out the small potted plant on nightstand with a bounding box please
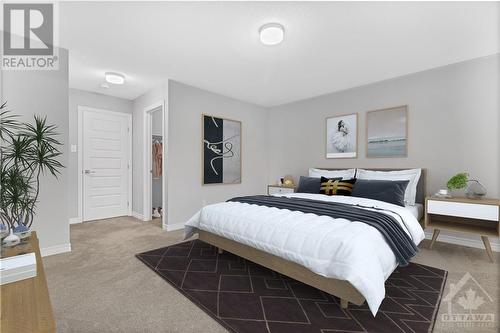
[446,172,487,199]
[0,102,64,246]
[446,172,468,197]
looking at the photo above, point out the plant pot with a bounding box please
[447,189,464,198]
[13,224,32,240]
[2,229,20,247]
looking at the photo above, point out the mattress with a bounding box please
[406,203,424,221]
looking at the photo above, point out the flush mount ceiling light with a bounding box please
[105,72,125,85]
[259,23,284,45]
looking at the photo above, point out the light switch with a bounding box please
[70,145,77,153]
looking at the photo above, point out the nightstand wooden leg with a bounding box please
[429,229,440,249]
[340,299,348,309]
[481,236,494,263]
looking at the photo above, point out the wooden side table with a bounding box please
[267,185,295,195]
[424,196,499,262]
[0,232,56,332]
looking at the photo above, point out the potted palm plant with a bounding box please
[0,102,64,246]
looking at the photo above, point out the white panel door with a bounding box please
[83,110,130,221]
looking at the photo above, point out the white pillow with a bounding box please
[356,168,421,206]
[308,168,356,180]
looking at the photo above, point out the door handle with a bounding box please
[84,170,96,175]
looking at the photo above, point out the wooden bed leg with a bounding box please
[481,236,494,263]
[429,229,440,249]
[340,299,348,309]
[217,247,224,254]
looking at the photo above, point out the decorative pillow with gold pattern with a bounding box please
[320,177,356,196]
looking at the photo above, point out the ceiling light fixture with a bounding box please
[259,23,284,46]
[105,72,125,85]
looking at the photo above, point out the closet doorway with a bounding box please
[143,101,167,228]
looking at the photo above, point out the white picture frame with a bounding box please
[325,113,358,159]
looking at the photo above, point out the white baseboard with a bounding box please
[424,230,500,252]
[40,243,71,257]
[69,217,82,224]
[165,223,184,232]
[132,211,144,221]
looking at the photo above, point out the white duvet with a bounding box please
[184,193,425,316]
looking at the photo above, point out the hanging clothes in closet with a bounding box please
[152,136,163,177]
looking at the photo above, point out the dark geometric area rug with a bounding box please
[136,240,447,333]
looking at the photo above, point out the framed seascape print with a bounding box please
[366,105,408,158]
[202,114,241,185]
[325,113,358,158]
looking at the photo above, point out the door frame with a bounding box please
[77,106,133,223]
[142,100,168,228]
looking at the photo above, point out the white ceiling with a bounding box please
[61,2,499,107]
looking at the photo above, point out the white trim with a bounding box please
[69,217,82,224]
[77,107,83,223]
[127,115,133,217]
[165,223,184,232]
[424,230,500,252]
[40,243,71,257]
[132,211,144,221]
[77,106,133,222]
[143,100,168,227]
[162,88,170,230]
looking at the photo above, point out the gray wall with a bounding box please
[68,89,133,219]
[166,81,269,226]
[1,49,70,251]
[151,107,163,136]
[132,81,269,226]
[268,54,499,198]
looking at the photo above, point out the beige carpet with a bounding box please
[44,217,499,333]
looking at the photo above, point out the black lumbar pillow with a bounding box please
[296,176,322,194]
[319,177,356,196]
[352,179,409,206]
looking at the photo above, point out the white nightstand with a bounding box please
[267,185,295,195]
[425,196,499,262]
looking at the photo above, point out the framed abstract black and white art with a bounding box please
[325,113,358,158]
[202,114,242,185]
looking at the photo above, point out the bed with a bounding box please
[185,168,427,316]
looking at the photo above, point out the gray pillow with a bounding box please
[296,176,322,194]
[351,179,409,206]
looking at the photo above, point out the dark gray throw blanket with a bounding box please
[227,195,418,266]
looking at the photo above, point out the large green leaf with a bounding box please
[0,102,20,141]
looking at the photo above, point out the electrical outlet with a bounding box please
[70,145,77,153]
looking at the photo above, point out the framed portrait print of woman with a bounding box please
[325,113,358,159]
